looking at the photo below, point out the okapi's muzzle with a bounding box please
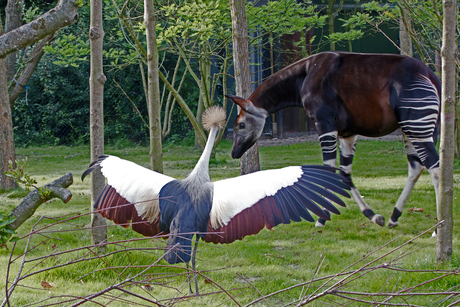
[231,133,250,159]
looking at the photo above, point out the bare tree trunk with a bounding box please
[436,0,457,263]
[4,0,24,82]
[456,88,460,158]
[399,7,413,57]
[195,95,204,149]
[326,0,343,52]
[0,1,79,191]
[145,0,163,173]
[229,0,260,175]
[89,0,107,247]
[0,22,17,190]
[328,0,336,51]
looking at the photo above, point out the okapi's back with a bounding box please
[310,52,437,92]
[301,52,440,137]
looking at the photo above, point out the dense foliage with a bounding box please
[13,0,201,147]
[10,0,410,147]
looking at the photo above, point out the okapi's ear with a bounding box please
[225,94,266,118]
[225,94,249,109]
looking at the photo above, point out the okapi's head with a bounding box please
[226,94,267,159]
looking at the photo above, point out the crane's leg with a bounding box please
[192,236,199,295]
[185,236,200,295]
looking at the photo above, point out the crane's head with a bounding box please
[226,94,267,159]
[188,106,227,180]
[202,106,226,131]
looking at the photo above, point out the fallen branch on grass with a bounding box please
[9,172,73,230]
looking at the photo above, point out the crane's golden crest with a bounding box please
[202,106,226,131]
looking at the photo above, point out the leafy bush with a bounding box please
[0,213,17,248]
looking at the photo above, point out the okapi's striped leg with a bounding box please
[390,134,440,228]
[389,134,425,228]
[315,131,338,227]
[339,135,385,227]
[394,74,440,228]
[392,135,440,229]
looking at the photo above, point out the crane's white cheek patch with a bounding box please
[210,166,302,228]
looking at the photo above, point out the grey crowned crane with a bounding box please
[82,106,350,291]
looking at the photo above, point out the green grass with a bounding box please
[1,139,459,306]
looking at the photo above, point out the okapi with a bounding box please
[227,51,441,228]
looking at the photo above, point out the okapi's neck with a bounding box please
[249,59,308,115]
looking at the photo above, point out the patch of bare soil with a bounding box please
[257,129,403,147]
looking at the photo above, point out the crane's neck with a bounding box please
[188,127,218,180]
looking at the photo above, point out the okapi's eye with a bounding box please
[239,122,245,129]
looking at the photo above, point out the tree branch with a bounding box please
[0,0,79,58]
[10,172,73,231]
[8,34,54,107]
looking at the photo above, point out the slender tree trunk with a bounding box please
[89,0,107,247]
[4,0,24,82]
[0,59,16,190]
[145,0,163,173]
[195,95,204,149]
[327,0,343,51]
[229,0,260,175]
[436,0,457,263]
[456,86,460,158]
[399,7,413,57]
[0,21,17,190]
[328,0,335,51]
[0,1,79,191]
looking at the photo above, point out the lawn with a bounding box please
[1,138,459,306]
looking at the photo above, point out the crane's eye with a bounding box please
[239,122,245,129]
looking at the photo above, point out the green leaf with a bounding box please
[3,228,16,234]
[0,217,16,227]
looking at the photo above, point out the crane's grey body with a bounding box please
[159,175,214,264]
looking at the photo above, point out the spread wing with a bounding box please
[82,155,175,236]
[204,165,350,244]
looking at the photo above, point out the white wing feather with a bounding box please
[99,156,174,222]
[210,166,303,228]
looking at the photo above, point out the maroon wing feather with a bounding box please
[95,185,161,237]
[204,196,285,244]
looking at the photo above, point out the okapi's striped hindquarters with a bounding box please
[227,51,441,228]
[389,74,440,227]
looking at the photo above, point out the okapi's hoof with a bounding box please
[315,210,330,227]
[315,220,326,227]
[372,215,385,227]
[388,220,399,228]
